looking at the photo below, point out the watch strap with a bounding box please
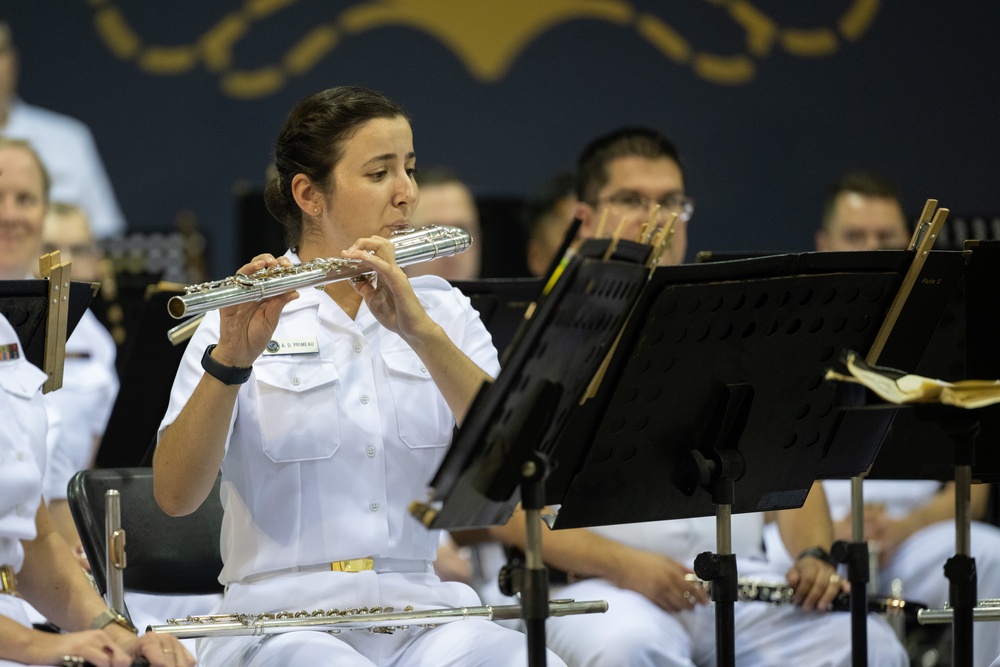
[89,608,138,634]
[201,344,253,385]
[797,546,835,567]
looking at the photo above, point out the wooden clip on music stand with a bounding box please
[38,250,72,393]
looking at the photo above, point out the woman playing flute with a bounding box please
[153,86,561,667]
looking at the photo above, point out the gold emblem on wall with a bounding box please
[89,0,880,98]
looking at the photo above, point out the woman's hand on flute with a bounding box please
[343,236,435,343]
[215,254,300,367]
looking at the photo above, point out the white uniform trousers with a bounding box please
[765,519,1000,667]
[545,578,908,667]
[0,596,52,667]
[879,520,1000,667]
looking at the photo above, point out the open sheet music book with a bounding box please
[829,351,1000,409]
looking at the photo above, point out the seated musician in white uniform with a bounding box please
[0,138,215,659]
[765,170,1000,666]
[490,128,909,667]
[154,86,566,667]
[0,240,190,667]
[0,138,120,557]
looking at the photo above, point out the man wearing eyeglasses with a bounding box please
[574,127,694,267]
[489,128,908,666]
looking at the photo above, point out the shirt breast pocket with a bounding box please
[253,358,341,462]
[382,348,452,449]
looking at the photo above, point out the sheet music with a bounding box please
[829,351,1000,409]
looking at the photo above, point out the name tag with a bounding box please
[263,337,320,355]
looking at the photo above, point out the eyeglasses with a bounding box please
[596,191,694,223]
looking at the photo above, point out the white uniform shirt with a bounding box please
[159,270,499,586]
[2,98,126,238]
[42,309,118,502]
[0,315,49,573]
[822,479,943,521]
[589,513,767,565]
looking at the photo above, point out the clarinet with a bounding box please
[685,574,923,620]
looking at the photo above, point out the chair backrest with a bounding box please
[68,467,224,596]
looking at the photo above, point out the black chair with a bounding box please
[67,467,224,617]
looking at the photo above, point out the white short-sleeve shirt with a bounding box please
[42,308,118,501]
[159,269,499,585]
[589,513,767,565]
[0,315,49,573]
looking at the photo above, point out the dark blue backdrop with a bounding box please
[7,1,1000,276]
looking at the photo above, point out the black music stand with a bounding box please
[0,278,96,374]
[414,237,655,666]
[856,240,1000,667]
[421,248,964,667]
[97,284,188,468]
[450,278,542,360]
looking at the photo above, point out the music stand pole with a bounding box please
[520,453,551,667]
[928,409,980,667]
[693,487,737,667]
[833,477,871,667]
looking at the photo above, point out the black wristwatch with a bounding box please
[797,546,836,567]
[201,344,253,385]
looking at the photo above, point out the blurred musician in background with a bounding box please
[404,167,482,281]
[489,128,908,666]
[42,203,103,282]
[0,141,191,667]
[765,169,1000,666]
[0,18,126,239]
[521,171,577,277]
[153,86,563,667]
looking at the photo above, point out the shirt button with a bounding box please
[15,451,25,462]
[369,502,380,512]
[353,342,363,353]
[15,504,29,517]
[291,376,301,386]
[360,394,370,405]
[419,364,428,374]
[366,446,376,458]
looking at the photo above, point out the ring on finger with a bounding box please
[829,573,841,584]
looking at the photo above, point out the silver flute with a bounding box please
[917,599,1000,624]
[167,225,472,319]
[148,599,608,638]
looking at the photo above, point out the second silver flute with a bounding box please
[167,224,472,319]
[149,599,608,638]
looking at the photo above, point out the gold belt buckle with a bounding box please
[0,565,16,595]
[329,557,374,573]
